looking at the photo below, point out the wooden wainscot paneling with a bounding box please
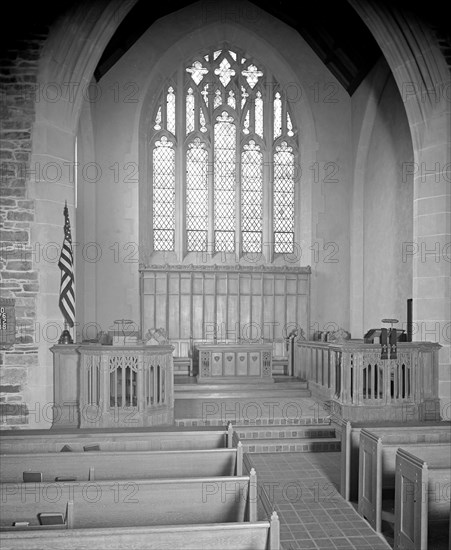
[140,264,311,346]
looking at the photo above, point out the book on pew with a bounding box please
[38,513,65,525]
[83,444,100,452]
[60,445,73,452]
[23,472,42,483]
[55,477,77,482]
[13,522,29,527]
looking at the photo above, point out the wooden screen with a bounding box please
[140,265,310,342]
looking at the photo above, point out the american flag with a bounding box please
[58,202,75,327]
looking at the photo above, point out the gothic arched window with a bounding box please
[150,46,298,258]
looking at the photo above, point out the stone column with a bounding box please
[412,119,451,418]
[350,0,451,419]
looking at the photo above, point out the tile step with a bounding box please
[236,426,336,439]
[174,388,312,399]
[241,437,341,453]
[174,417,331,427]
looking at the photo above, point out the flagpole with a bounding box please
[58,320,73,344]
[58,201,75,344]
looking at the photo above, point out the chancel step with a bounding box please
[235,422,341,454]
[174,378,315,421]
[174,377,341,453]
[240,437,341,454]
[236,425,336,440]
[175,416,332,427]
[174,380,309,390]
[174,381,309,400]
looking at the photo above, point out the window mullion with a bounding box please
[149,140,154,255]
[194,90,200,134]
[162,88,168,131]
[207,56,215,255]
[208,135,215,255]
[281,91,287,136]
[235,114,241,260]
[264,76,274,262]
[294,145,300,261]
[249,95,256,134]
[175,67,184,260]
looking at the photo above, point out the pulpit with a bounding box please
[51,344,174,428]
[195,343,274,383]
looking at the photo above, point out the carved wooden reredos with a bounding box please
[140,265,311,342]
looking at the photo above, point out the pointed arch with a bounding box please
[138,24,317,264]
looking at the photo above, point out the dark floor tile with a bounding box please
[246,451,391,550]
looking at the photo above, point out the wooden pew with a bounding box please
[357,427,450,532]
[394,447,451,550]
[0,514,280,549]
[0,475,252,528]
[340,421,451,501]
[0,470,280,549]
[0,427,232,454]
[0,444,244,483]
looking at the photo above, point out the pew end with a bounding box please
[358,426,451,534]
[394,447,451,550]
[342,421,451,503]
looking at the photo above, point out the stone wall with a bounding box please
[0,32,47,428]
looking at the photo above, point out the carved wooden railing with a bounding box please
[76,345,174,428]
[295,340,442,421]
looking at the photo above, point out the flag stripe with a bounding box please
[58,204,75,327]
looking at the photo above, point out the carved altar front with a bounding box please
[195,343,274,384]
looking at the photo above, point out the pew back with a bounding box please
[340,421,451,501]
[0,429,229,454]
[1,447,243,483]
[394,447,451,550]
[0,476,252,529]
[358,428,450,532]
[0,520,277,550]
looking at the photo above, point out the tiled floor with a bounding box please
[248,452,392,550]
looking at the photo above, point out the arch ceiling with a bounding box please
[92,0,449,94]
[94,0,382,93]
[2,0,448,96]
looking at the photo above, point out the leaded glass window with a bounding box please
[214,112,236,252]
[274,92,282,140]
[153,136,175,251]
[274,142,295,253]
[150,45,298,256]
[241,140,263,253]
[166,87,175,135]
[186,139,208,251]
[186,88,195,135]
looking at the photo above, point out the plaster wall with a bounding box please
[350,60,413,337]
[83,2,353,335]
